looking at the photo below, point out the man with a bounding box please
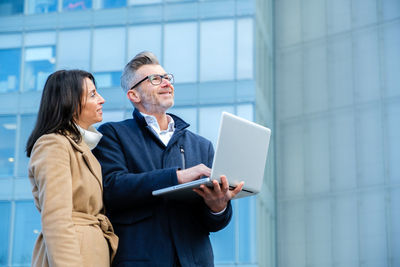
[93,51,243,267]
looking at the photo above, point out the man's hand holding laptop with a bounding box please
[177,164,244,213]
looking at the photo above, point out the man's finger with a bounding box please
[220,175,229,193]
[212,180,222,194]
[200,184,213,195]
[230,181,244,197]
[193,188,206,198]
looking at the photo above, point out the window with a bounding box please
[168,107,197,133]
[93,71,122,88]
[0,116,16,178]
[237,19,254,80]
[63,0,92,11]
[12,201,41,265]
[211,212,235,263]
[238,197,257,262]
[0,49,20,93]
[58,29,91,70]
[0,202,11,265]
[27,0,58,14]
[23,46,56,91]
[199,106,234,146]
[92,28,125,72]
[128,0,161,5]
[200,20,234,81]
[17,115,36,178]
[0,0,23,16]
[128,25,162,63]
[100,0,126,8]
[164,22,197,83]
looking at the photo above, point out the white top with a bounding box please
[77,125,103,150]
[141,112,175,146]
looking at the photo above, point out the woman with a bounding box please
[26,70,118,267]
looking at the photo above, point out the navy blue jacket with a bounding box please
[93,109,232,267]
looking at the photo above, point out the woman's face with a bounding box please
[75,77,105,129]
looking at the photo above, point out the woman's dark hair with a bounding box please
[26,69,96,157]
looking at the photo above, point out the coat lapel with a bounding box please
[66,135,103,190]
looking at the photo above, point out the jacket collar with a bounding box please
[65,134,103,191]
[132,108,190,148]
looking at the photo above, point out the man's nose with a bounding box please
[161,77,171,87]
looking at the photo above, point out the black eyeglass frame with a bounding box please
[130,73,174,90]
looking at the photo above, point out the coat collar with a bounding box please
[65,134,103,191]
[132,108,190,148]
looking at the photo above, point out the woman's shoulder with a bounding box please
[33,133,72,152]
[36,132,69,143]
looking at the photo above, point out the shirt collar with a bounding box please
[140,112,175,133]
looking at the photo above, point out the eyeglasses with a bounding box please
[130,73,174,90]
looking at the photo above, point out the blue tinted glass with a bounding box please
[0,201,11,265]
[238,197,257,262]
[24,46,55,91]
[28,0,57,13]
[0,0,23,16]
[0,116,16,177]
[102,0,126,8]
[211,207,236,263]
[12,201,41,265]
[0,49,21,93]
[63,0,92,11]
[93,71,122,88]
[18,115,36,177]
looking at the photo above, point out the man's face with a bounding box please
[130,64,174,115]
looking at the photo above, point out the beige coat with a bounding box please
[29,133,118,267]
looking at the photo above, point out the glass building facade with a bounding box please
[275,1,400,267]
[0,0,268,266]
[1,0,399,267]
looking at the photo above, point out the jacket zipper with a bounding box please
[180,145,185,170]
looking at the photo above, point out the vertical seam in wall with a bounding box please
[349,0,362,265]
[377,0,392,265]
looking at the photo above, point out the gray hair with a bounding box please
[120,51,160,93]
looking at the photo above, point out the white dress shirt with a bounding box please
[141,112,175,146]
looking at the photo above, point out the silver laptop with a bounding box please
[152,112,271,199]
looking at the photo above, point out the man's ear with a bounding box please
[127,89,140,104]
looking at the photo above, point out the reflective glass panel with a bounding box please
[17,115,36,177]
[199,106,234,145]
[128,25,162,62]
[237,18,254,80]
[63,0,92,11]
[0,116,16,177]
[94,110,125,129]
[92,28,125,72]
[58,29,90,70]
[12,201,41,265]
[168,107,197,133]
[23,46,55,91]
[200,20,234,81]
[27,0,57,14]
[128,0,161,5]
[164,22,197,83]
[211,204,236,263]
[238,197,257,262]
[0,201,11,265]
[93,71,122,88]
[0,0,23,16]
[0,49,20,93]
[25,31,56,47]
[101,0,126,8]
